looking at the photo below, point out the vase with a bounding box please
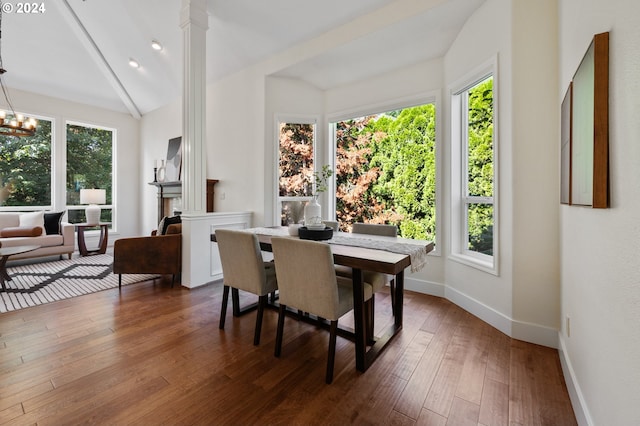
[157,159,166,182]
[304,196,323,228]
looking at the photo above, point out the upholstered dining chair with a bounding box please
[215,229,278,346]
[336,223,399,324]
[271,237,373,384]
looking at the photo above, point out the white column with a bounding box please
[180,0,208,214]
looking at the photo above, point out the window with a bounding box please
[0,117,52,209]
[451,66,497,273]
[330,102,437,243]
[66,122,114,224]
[276,118,316,225]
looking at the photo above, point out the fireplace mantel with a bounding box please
[149,179,218,222]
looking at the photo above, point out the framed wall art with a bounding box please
[561,82,572,205]
[569,31,609,208]
[165,136,183,182]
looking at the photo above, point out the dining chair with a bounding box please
[271,237,373,384]
[215,229,278,345]
[336,222,399,323]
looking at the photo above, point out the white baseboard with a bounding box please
[406,278,559,349]
[404,276,445,297]
[558,336,593,426]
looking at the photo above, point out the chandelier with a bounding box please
[0,7,36,137]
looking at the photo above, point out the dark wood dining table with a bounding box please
[212,227,434,372]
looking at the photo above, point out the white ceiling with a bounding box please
[0,0,484,118]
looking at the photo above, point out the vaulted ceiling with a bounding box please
[1,0,484,118]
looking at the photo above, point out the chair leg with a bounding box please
[254,295,267,345]
[232,288,241,316]
[118,274,122,290]
[171,274,176,288]
[275,304,287,357]
[326,320,338,384]
[219,285,230,329]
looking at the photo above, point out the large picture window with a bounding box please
[0,117,52,208]
[66,122,114,224]
[330,102,437,243]
[451,65,497,273]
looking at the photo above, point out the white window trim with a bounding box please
[66,120,116,230]
[449,56,499,275]
[327,91,441,255]
[273,114,319,226]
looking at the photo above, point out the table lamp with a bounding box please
[80,188,106,225]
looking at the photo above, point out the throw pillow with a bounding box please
[44,211,65,235]
[157,217,167,236]
[161,215,181,235]
[19,211,45,234]
[0,226,43,238]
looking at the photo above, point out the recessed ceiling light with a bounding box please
[128,58,140,69]
[151,40,163,51]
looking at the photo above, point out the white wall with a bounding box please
[559,0,640,424]
[4,88,141,243]
[511,0,561,338]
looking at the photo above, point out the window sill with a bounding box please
[448,252,498,276]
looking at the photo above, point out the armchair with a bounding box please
[113,224,181,289]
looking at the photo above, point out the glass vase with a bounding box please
[304,196,322,228]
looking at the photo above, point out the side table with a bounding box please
[76,223,110,256]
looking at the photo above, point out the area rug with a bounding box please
[0,254,159,313]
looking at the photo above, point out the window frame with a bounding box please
[273,114,319,226]
[65,120,116,229]
[327,92,441,254]
[449,57,499,274]
[0,112,55,211]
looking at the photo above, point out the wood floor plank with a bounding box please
[393,303,466,420]
[446,396,480,426]
[478,377,509,426]
[416,408,447,426]
[0,277,577,425]
[454,314,490,405]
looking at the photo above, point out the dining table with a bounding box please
[211,226,434,372]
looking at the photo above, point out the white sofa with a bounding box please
[0,212,75,260]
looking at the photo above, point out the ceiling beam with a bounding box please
[58,0,141,119]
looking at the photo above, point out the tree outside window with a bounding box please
[278,120,315,225]
[66,123,113,224]
[0,118,52,207]
[464,76,494,256]
[332,103,437,242]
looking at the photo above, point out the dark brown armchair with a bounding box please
[113,224,182,289]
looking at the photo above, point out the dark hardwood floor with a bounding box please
[0,276,577,425]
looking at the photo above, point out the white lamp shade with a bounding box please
[80,188,106,205]
[80,189,106,225]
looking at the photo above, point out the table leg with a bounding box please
[352,268,367,372]
[0,255,11,291]
[394,270,405,328]
[77,227,89,256]
[98,225,108,254]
